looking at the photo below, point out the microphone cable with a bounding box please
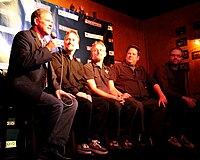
[60,48,74,107]
[51,32,74,107]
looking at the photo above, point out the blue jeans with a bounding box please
[38,92,78,147]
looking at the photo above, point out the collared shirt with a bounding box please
[41,38,47,47]
[153,61,186,99]
[84,62,110,94]
[50,49,91,95]
[109,60,157,99]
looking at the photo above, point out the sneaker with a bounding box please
[88,140,108,155]
[76,143,92,154]
[179,135,195,149]
[121,139,133,149]
[168,136,182,148]
[108,140,121,150]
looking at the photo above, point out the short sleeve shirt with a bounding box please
[109,60,157,99]
[84,62,110,94]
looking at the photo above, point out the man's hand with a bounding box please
[114,96,125,105]
[121,93,132,99]
[158,93,168,108]
[76,92,92,102]
[182,96,197,108]
[55,89,75,100]
[45,39,63,51]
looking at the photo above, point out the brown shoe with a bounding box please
[108,140,121,150]
[179,135,195,149]
[76,143,92,155]
[88,140,108,155]
[121,139,133,149]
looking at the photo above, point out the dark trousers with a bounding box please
[120,97,142,140]
[166,97,199,139]
[90,97,109,144]
[129,97,167,144]
[73,96,92,144]
[142,98,167,135]
[104,98,122,141]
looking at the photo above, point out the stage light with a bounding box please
[194,39,200,45]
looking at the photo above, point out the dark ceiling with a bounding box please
[92,0,200,20]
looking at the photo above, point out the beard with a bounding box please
[170,60,179,67]
[92,57,101,63]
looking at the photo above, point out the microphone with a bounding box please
[51,32,62,52]
[51,32,57,39]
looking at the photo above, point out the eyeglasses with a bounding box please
[170,54,182,58]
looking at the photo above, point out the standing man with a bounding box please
[153,47,196,148]
[84,41,137,150]
[108,44,168,148]
[50,30,108,155]
[6,8,78,160]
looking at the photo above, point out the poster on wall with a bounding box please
[0,0,114,70]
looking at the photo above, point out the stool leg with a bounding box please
[0,106,8,159]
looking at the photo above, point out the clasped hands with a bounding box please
[115,93,131,105]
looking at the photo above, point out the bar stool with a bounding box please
[0,102,38,160]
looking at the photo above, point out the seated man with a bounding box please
[84,41,139,150]
[153,47,196,149]
[108,44,168,148]
[6,8,78,160]
[50,30,108,155]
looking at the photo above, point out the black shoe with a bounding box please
[121,139,133,149]
[37,145,71,160]
[137,133,154,147]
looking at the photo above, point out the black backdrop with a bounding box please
[0,0,114,69]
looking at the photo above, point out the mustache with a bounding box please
[67,43,74,46]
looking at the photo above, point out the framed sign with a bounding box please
[175,26,186,36]
[176,37,187,47]
[192,51,200,60]
[182,50,189,59]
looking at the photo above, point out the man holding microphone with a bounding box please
[6,8,77,160]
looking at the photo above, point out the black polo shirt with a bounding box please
[109,60,156,99]
[84,62,110,94]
